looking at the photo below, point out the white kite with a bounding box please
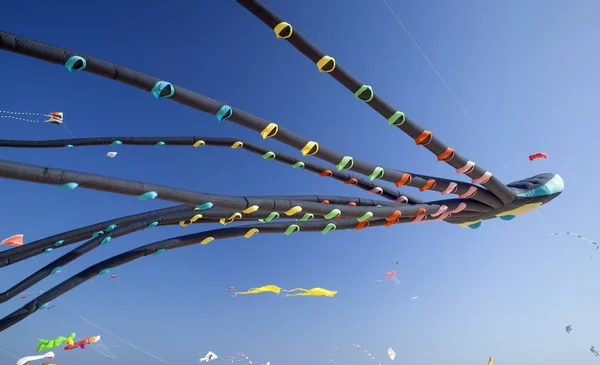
[410,296,418,300]
[199,351,218,363]
[106,152,117,158]
[16,351,54,365]
[388,347,396,361]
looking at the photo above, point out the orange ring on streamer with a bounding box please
[385,210,402,222]
[344,178,358,185]
[419,179,436,192]
[410,208,426,219]
[321,200,330,204]
[437,147,455,162]
[354,221,370,230]
[415,130,432,146]
[384,219,399,228]
[395,173,412,187]
[319,170,333,177]
[347,202,357,206]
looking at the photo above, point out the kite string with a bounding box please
[56,298,174,365]
[0,347,18,359]
[381,0,509,171]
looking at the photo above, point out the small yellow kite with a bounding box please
[234,285,281,296]
[283,287,337,297]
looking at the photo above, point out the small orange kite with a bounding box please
[1,234,23,247]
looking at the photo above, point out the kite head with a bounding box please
[455,173,563,227]
[65,333,76,346]
[43,112,63,125]
[507,173,564,205]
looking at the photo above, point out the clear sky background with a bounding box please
[1,0,599,364]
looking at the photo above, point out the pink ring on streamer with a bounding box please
[472,171,492,184]
[450,202,467,213]
[393,196,408,204]
[456,161,475,174]
[431,205,448,217]
[368,187,384,195]
[441,182,458,195]
[435,212,451,221]
[411,213,427,224]
[459,186,477,199]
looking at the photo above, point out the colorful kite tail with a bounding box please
[36,339,49,353]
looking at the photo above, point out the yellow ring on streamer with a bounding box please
[227,212,243,223]
[193,140,205,147]
[317,56,336,73]
[260,123,279,139]
[200,237,214,245]
[231,141,244,149]
[284,206,303,216]
[301,141,319,156]
[244,228,259,238]
[274,22,293,39]
[243,205,259,214]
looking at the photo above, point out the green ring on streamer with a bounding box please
[354,85,374,102]
[262,151,276,160]
[65,144,73,148]
[54,240,64,247]
[64,55,87,72]
[147,221,159,229]
[197,202,214,210]
[91,231,104,239]
[357,212,373,222]
[99,268,110,275]
[59,182,79,190]
[336,156,354,171]
[111,141,123,146]
[468,221,482,229]
[155,141,165,147]
[100,237,111,245]
[154,248,166,255]
[324,209,342,219]
[215,105,233,121]
[284,224,301,235]
[298,213,314,222]
[151,81,175,99]
[105,224,117,232]
[138,191,158,200]
[369,167,385,181]
[259,212,280,223]
[292,162,305,169]
[388,111,406,126]
[322,223,336,234]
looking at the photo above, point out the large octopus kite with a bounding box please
[0,0,563,332]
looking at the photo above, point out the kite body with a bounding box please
[64,335,100,350]
[43,112,63,125]
[529,152,548,161]
[566,325,572,334]
[592,346,599,356]
[376,270,396,283]
[199,351,218,362]
[16,352,54,365]
[388,347,396,360]
[0,0,566,332]
[36,333,75,353]
[1,234,23,247]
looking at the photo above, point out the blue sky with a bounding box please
[1,0,599,364]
